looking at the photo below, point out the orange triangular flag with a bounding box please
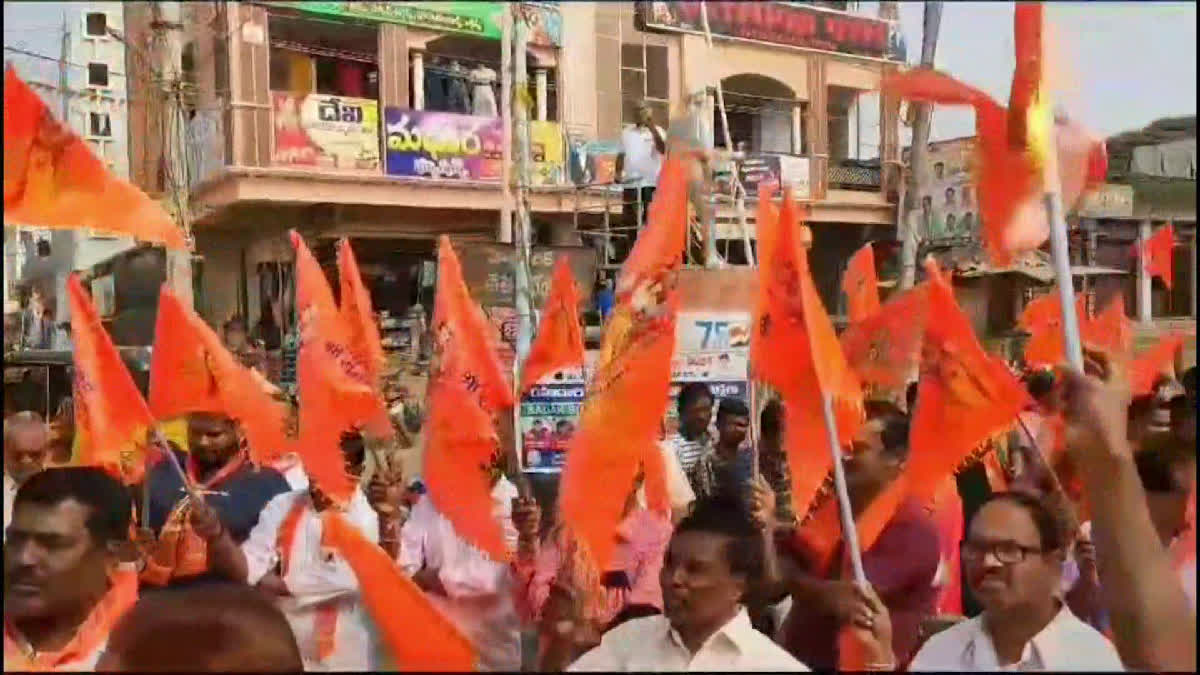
[560,156,689,575]
[883,6,1106,268]
[1019,291,1089,368]
[149,287,291,467]
[932,477,964,616]
[293,231,389,505]
[1136,223,1175,289]
[841,283,929,398]
[320,511,476,671]
[843,243,881,323]
[67,275,155,484]
[752,189,863,521]
[909,259,1030,504]
[338,238,387,392]
[4,68,187,249]
[519,258,585,396]
[1130,334,1185,397]
[424,236,516,562]
[1084,295,1133,361]
[756,182,781,273]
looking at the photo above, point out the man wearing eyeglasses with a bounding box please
[909,492,1124,671]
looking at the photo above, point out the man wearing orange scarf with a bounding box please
[140,412,290,588]
[4,467,139,671]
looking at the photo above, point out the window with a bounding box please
[85,12,107,38]
[88,112,111,137]
[87,63,109,87]
[620,43,669,128]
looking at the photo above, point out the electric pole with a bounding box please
[898,2,943,290]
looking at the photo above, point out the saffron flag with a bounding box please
[293,231,389,505]
[1086,295,1133,362]
[843,243,881,324]
[337,238,388,395]
[67,275,155,485]
[1019,291,1089,369]
[798,475,909,578]
[424,236,515,562]
[321,511,476,671]
[149,286,291,467]
[1136,223,1175,289]
[931,477,964,616]
[1130,334,1185,397]
[841,283,929,398]
[908,259,1030,504]
[4,68,187,250]
[882,5,1106,266]
[560,155,689,574]
[519,258,586,396]
[753,189,863,522]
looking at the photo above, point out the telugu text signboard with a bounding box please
[634,2,895,60]
[271,93,380,173]
[288,2,562,47]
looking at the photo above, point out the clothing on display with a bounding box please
[469,65,499,118]
[336,61,365,98]
[447,61,472,115]
[288,52,315,97]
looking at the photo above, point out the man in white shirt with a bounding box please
[616,100,667,260]
[569,495,809,671]
[399,466,522,671]
[909,492,1123,671]
[4,412,50,538]
[232,432,407,671]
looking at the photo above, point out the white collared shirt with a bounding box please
[620,124,665,187]
[3,473,16,540]
[242,487,381,671]
[398,478,522,672]
[909,604,1124,671]
[568,608,809,672]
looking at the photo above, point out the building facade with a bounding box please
[141,1,903,330]
[4,1,136,333]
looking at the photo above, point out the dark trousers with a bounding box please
[618,186,656,261]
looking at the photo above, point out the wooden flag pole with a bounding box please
[822,394,867,586]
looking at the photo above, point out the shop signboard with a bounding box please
[383,108,504,181]
[271,93,380,172]
[1074,183,1134,219]
[735,153,811,199]
[634,2,893,60]
[287,2,562,47]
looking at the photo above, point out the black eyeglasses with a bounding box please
[960,541,1044,565]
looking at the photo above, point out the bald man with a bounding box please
[4,412,50,537]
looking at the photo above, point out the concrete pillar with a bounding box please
[535,68,548,122]
[411,49,425,110]
[1138,219,1153,323]
[792,102,803,155]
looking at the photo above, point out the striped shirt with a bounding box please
[663,431,714,474]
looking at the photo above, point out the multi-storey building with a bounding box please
[129,1,904,332]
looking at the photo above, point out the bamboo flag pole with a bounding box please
[822,394,868,586]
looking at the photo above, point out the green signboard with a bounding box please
[288,2,505,40]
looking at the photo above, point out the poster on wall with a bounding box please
[271,93,380,172]
[530,120,566,186]
[735,154,812,199]
[910,138,979,240]
[520,369,586,472]
[662,311,752,435]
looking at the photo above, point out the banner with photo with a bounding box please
[271,93,380,172]
[918,138,979,240]
[663,311,752,435]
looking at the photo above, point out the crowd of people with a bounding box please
[3,346,1196,672]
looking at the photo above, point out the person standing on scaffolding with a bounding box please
[615,101,666,261]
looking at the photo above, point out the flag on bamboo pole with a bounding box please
[337,238,388,395]
[149,286,291,467]
[840,282,930,399]
[4,68,187,250]
[843,243,881,324]
[908,259,1031,504]
[519,258,586,396]
[797,475,909,578]
[424,236,515,562]
[321,511,476,671]
[67,275,155,485]
[752,189,863,523]
[1130,334,1186,397]
[293,231,389,505]
[882,4,1106,266]
[559,155,689,575]
[1135,223,1175,289]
